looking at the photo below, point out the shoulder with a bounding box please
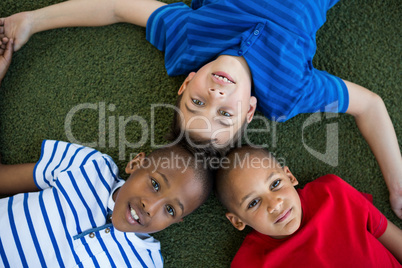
[231,231,270,268]
[305,174,350,191]
[299,174,359,205]
[35,140,119,184]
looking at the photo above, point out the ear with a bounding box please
[283,166,298,186]
[125,152,146,174]
[226,212,246,231]
[178,72,196,95]
[246,96,257,123]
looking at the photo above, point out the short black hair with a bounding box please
[215,145,280,211]
[147,144,214,208]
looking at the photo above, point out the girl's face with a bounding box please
[112,153,203,234]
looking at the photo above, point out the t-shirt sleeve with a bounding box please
[324,175,388,239]
[146,3,193,76]
[364,194,388,238]
[33,140,105,190]
[281,69,349,121]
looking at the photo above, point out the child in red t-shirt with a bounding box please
[215,146,402,267]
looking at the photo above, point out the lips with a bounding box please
[212,72,235,85]
[275,208,292,224]
[127,204,142,225]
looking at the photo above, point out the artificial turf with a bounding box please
[0,0,401,267]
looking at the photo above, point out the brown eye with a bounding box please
[248,199,259,209]
[219,110,231,117]
[166,205,175,216]
[151,178,160,191]
[192,99,204,106]
[270,179,281,190]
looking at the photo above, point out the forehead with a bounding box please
[179,102,239,143]
[153,162,203,207]
[226,157,279,189]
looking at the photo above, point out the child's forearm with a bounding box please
[30,0,165,34]
[2,0,165,51]
[30,0,120,35]
[0,162,38,195]
[344,80,402,218]
[378,220,402,263]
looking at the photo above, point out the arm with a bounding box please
[344,80,402,219]
[1,0,166,51]
[377,220,402,263]
[0,36,13,84]
[0,159,38,195]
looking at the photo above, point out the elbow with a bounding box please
[352,91,386,118]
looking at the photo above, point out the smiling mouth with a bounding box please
[275,208,292,224]
[212,73,235,84]
[129,205,141,224]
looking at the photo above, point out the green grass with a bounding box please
[0,0,401,267]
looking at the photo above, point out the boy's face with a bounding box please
[112,153,203,234]
[178,55,257,145]
[225,162,302,239]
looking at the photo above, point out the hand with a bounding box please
[0,37,13,84]
[0,12,34,52]
[390,189,402,220]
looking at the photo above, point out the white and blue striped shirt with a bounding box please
[0,140,163,268]
[146,0,348,121]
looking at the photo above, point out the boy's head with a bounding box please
[171,55,257,156]
[112,145,213,234]
[215,146,302,239]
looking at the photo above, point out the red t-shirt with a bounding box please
[231,175,400,267]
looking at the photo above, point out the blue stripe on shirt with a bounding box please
[66,171,97,228]
[52,187,82,266]
[8,196,29,267]
[93,160,112,192]
[50,142,71,178]
[56,179,83,234]
[111,228,131,267]
[124,233,148,268]
[0,236,10,268]
[96,232,116,268]
[23,193,46,267]
[80,165,107,216]
[147,250,155,266]
[42,140,60,187]
[39,190,65,267]
[102,156,119,182]
[60,146,85,173]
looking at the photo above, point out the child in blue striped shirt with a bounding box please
[1,0,401,219]
[0,139,212,267]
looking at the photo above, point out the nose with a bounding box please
[209,87,225,96]
[267,197,283,214]
[142,197,164,217]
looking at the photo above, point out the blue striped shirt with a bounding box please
[0,140,163,268]
[146,0,349,121]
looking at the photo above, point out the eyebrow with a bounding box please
[239,172,277,206]
[176,199,184,215]
[184,103,234,127]
[156,171,170,188]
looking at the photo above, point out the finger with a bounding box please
[0,36,8,46]
[0,18,4,26]
[3,39,13,60]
